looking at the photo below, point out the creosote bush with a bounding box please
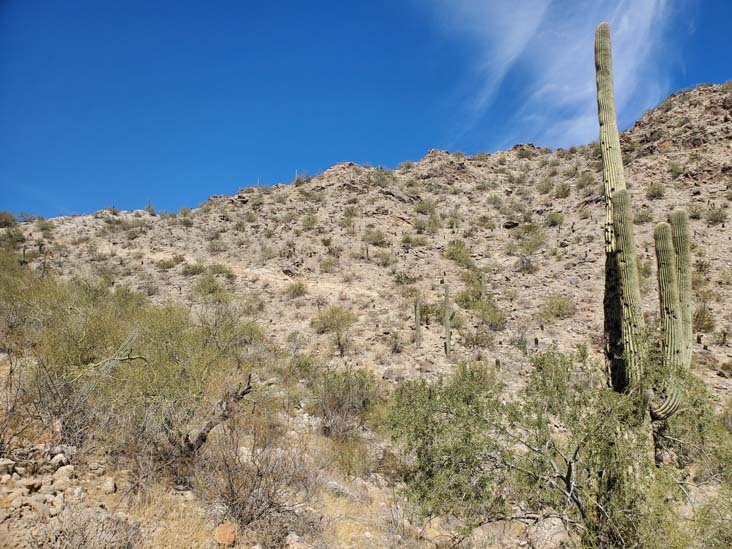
[0,250,261,484]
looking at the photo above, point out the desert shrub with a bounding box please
[369,167,395,187]
[193,273,228,300]
[30,503,141,548]
[537,177,554,195]
[444,239,474,269]
[634,207,654,224]
[544,211,564,227]
[181,262,206,276]
[311,367,377,440]
[389,350,732,547]
[319,256,338,273]
[301,213,318,230]
[669,162,684,179]
[311,305,356,356]
[208,263,236,281]
[194,413,317,547]
[542,293,577,320]
[688,203,703,220]
[0,211,17,228]
[554,182,571,198]
[362,229,388,247]
[207,239,227,253]
[0,251,259,485]
[415,199,437,216]
[646,182,665,199]
[514,223,546,255]
[706,205,728,226]
[693,302,716,333]
[401,233,427,250]
[156,254,184,270]
[285,281,307,299]
[397,161,414,171]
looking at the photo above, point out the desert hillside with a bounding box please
[1,82,732,548]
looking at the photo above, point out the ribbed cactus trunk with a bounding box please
[415,294,422,349]
[596,21,692,433]
[670,210,692,369]
[444,285,451,356]
[610,190,646,389]
[655,223,683,372]
[596,22,634,392]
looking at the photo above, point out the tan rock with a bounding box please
[214,522,236,546]
[52,465,75,482]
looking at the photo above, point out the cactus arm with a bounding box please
[670,210,692,369]
[649,385,681,421]
[444,284,451,356]
[611,189,646,389]
[654,222,683,372]
[415,294,422,349]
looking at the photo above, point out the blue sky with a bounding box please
[1,0,729,217]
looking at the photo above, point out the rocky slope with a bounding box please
[2,82,732,547]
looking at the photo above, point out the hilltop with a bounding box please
[1,82,732,548]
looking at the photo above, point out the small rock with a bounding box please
[17,478,42,492]
[0,459,15,475]
[50,453,69,468]
[26,495,50,517]
[39,484,55,495]
[4,488,29,504]
[0,474,10,484]
[52,465,75,482]
[214,522,236,546]
[101,477,117,495]
[53,477,72,492]
[71,486,84,499]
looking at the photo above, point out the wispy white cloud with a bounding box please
[422,0,691,148]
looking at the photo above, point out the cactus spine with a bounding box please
[444,284,451,356]
[415,294,422,349]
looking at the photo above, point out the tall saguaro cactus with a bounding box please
[596,22,635,392]
[444,285,451,356]
[595,23,692,424]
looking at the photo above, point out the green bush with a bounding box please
[362,229,388,247]
[646,182,665,199]
[0,211,17,228]
[544,211,564,227]
[285,281,307,299]
[389,349,732,546]
[445,240,474,269]
[311,305,356,356]
[311,367,377,440]
[541,293,577,319]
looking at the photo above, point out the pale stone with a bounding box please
[52,465,75,481]
[0,459,14,475]
[214,522,236,546]
[101,477,116,494]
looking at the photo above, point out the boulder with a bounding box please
[52,465,75,482]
